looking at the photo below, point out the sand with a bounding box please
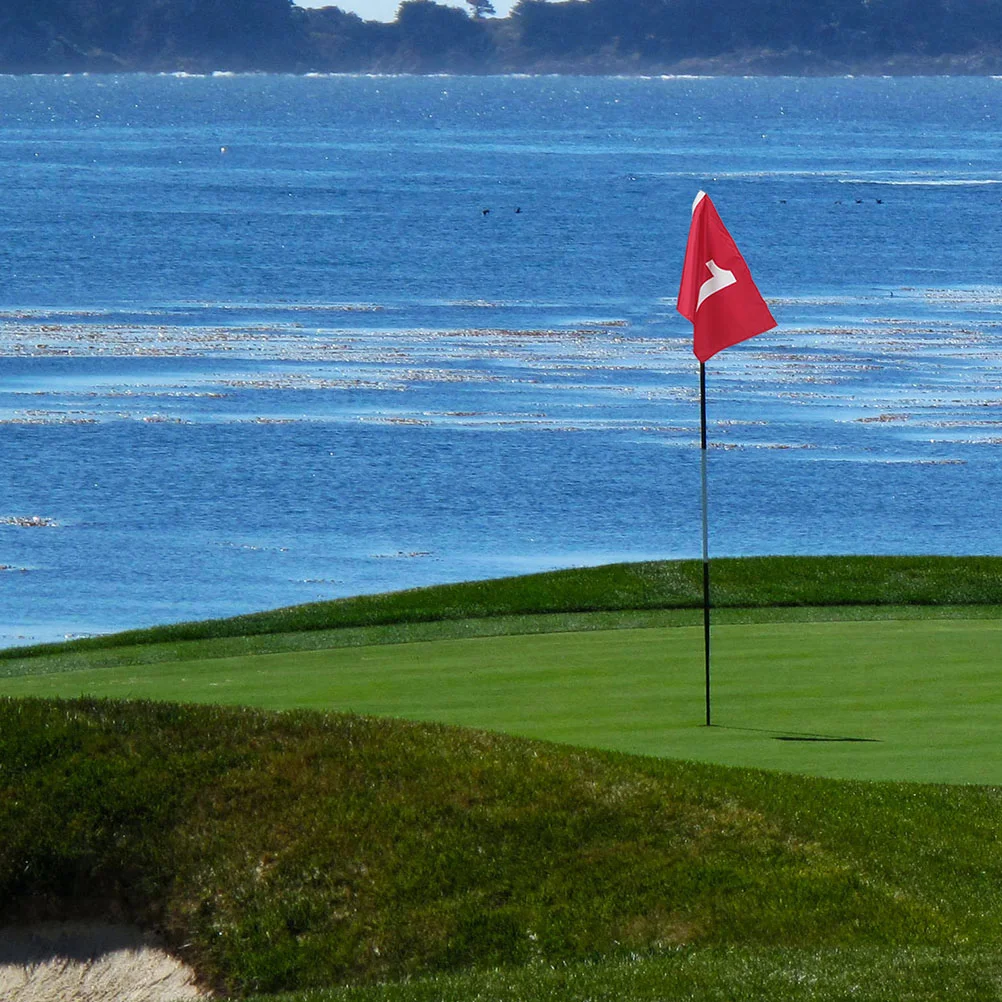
[0,923,209,1001]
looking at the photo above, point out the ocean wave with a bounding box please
[0,302,386,319]
[765,294,884,307]
[1,515,59,528]
[839,178,1002,186]
[923,287,1002,305]
[633,169,1002,186]
[631,169,853,180]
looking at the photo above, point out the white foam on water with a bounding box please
[839,178,1002,186]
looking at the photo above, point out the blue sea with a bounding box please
[2,73,1002,647]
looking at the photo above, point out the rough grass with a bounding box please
[6,698,1002,999]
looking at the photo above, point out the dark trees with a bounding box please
[0,0,303,71]
[391,0,496,69]
[465,0,497,18]
[2,0,1002,74]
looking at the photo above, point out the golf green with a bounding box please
[4,617,1001,784]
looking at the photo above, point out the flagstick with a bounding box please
[699,362,712,726]
[679,190,776,729]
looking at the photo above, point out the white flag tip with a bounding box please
[691,190,707,215]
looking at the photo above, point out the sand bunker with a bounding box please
[0,923,209,1001]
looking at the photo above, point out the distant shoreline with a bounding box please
[4,61,1002,77]
[8,0,1002,78]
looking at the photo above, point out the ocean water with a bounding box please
[2,73,1002,646]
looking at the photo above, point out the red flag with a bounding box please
[677,191,776,363]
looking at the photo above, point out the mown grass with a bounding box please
[7,617,1002,784]
[245,948,1002,1002]
[6,698,1002,1000]
[4,555,1002,677]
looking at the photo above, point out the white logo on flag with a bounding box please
[696,259,736,311]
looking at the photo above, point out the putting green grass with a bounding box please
[5,616,1002,784]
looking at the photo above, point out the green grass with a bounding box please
[249,948,1002,1002]
[7,697,1002,1000]
[4,615,1002,784]
[6,555,1002,671]
[4,556,1002,999]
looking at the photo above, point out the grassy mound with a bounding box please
[4,697,1002,998]
[4,556,1002,673]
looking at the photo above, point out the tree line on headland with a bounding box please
[4,0,1002,75]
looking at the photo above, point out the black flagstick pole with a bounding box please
[699,362,712,726]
